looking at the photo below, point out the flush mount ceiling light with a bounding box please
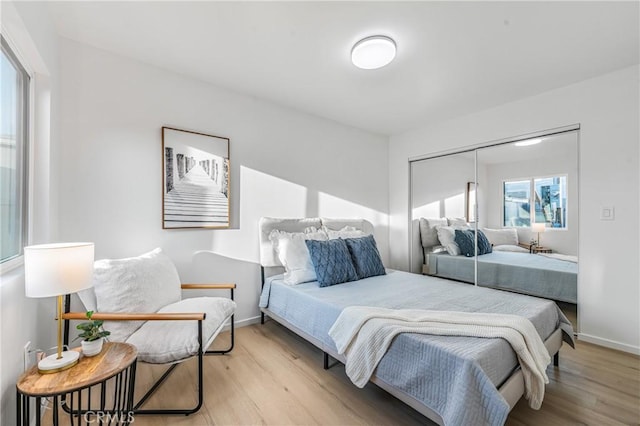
[514,138,543,147]
[351,35,396,70]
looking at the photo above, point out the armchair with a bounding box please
[62,248,236,416]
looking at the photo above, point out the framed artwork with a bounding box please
[162,127,230,229]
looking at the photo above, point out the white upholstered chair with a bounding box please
[62,248,236,415]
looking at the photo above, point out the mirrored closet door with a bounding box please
[410,130,579,323]
[410,150,476,276]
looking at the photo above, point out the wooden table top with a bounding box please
[17,342,137,397]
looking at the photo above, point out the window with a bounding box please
[503,176,567,229]
[1,36,30,263]
[503,180,531,227]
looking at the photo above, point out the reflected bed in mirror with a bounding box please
[418,218,577,303]
[423,249,577,304]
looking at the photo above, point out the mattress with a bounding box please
[259,269,573,426]
[426,251,578,303]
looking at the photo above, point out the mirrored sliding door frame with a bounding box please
[408,123,580,277]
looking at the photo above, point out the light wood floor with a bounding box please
[46,321,639,425]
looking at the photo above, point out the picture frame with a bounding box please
[162,126,230,229]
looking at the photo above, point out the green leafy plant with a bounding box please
[75,311,111,342]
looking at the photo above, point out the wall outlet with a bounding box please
[600,206,615,220]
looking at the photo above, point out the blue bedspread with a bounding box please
[427,251,578,303]
[259,270,574,426]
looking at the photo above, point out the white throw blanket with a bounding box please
[328,306,551,410]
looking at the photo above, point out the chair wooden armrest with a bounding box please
[62,312,206,321]
[181,283,236,290]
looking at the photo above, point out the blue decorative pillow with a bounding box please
[344,235,386,279]
[476,229,493,255]
[305,239,358,287]
[454,230,475,257]
[455,229,493,257]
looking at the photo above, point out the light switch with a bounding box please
[600,206,615,220]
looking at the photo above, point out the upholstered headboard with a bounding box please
[258,217,374,276]
[418,217,447,249]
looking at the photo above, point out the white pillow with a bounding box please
[436,226,463,256]
[493,244,529,253]
[323,225,366,239]
[419,218,448,248]
[482,228,519,246]
[90,248,182,342]
[269,228,328,285]
[448,218,468,227]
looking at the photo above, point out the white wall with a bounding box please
[56,38,389,329]
[389,65,640,354]
[0,2,61,424]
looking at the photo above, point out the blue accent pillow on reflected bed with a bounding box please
[477,230,493,255]
[455,229,493,257]
[344,235,386,279]
[305,239,358,287]
[454,229,475,257]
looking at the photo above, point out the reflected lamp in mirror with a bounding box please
[531,223,546,246]
[24,242,95,374]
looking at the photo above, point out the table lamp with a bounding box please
[531,223,546,246]
[24,242,94,374]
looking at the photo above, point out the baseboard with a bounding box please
[222,315,261,331]
[578,333,640,355]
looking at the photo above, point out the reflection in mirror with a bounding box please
[479,132,578,254]
[466,182,476,223]
[410,151,476,275]
[409,130,579,329]
[476,131,578,328]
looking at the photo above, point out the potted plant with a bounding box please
[75,311,110,356]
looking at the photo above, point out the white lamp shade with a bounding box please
[351,36,396,70]
[24,243,95,298]
[531,223,546,234]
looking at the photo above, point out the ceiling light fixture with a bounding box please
[351,35,396,70]
[514,138,543,147]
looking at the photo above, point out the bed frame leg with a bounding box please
[323,352,330,370]
[261,312,265,325]
[553,352,559,367]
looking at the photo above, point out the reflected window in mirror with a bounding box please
[503,175,567,229]
[503,180,531,227]
[534,176,567,228]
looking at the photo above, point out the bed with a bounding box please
[418,218,578,304]
[258,217,574,426]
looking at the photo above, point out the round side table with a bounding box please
[16,342,137,426]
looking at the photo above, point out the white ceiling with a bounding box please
[47,1,639,136]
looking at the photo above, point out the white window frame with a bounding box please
[502,174,568,231]
[0,31,34,274]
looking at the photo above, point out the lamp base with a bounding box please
[38,350,80,374]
